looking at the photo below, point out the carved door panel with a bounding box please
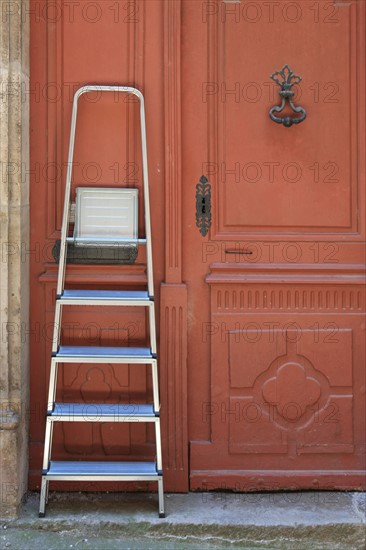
[29,0,165,489]
[182,0,366,489]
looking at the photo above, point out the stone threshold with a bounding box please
[1,491,365,549]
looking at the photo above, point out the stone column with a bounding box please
[0,0,29,518]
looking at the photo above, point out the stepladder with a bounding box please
[39,85,165,518]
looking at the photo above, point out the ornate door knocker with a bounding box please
[269,65,306,127]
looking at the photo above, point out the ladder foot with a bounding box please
[39,512,45,518]
[159,512,166,518]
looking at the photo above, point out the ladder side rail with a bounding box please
[138,93,155,298]
[151,360,161,414]
[46,359,58,412]
[42,420,53,471]
[56,90,81,297]
[51,302,62,355]
[39,478,48,516]
[148,304,157,355]
[155,420,163,473]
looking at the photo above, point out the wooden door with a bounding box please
[29,0,166,490]
[182,0,366,490]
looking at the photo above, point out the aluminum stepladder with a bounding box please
[39,85,165,518]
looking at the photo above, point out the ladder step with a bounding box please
[59,289,152,306]
[67,237,147,246]
[49,403,159,421]
[54,346,155,363]
[44,460,161,480]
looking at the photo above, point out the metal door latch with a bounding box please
[196,175,211,237]
[269,65,306,127]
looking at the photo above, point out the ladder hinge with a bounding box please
[56,293,62,300]
[152,352,157,359]
[51,349,59,358]
[149,295,155,302]
[154,411,160,417]
[157,469,163,476]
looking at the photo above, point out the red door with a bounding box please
[30,0,365,493]
[182,0,366,490]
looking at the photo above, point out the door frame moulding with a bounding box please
[160,0,189,492]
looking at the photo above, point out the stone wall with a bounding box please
[0,0,30,518]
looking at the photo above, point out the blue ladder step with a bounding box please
[44,460,161,479]
[49,403,158,421]
[53,346,155,363]
[66,237,147,245]
[58,290,152,305]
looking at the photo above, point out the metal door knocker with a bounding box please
[269,65,306,127]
